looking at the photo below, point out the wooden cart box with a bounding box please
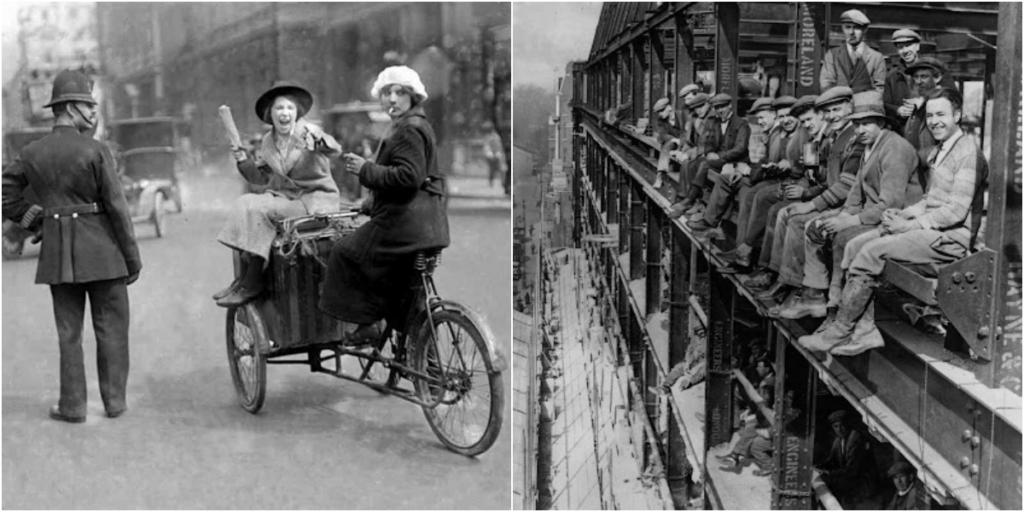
[242,214,364,350]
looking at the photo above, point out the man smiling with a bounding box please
[778,91,921,321]
[799,87,980,355]
[883,29,955,134]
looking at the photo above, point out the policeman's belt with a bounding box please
[45,203,106,282]
[45,203,105,218]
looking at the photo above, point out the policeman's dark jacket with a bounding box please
[320,106,449,326]
[2,126,141,284]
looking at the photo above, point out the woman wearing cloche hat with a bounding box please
[213,80,343,307]
[319,66,450,344]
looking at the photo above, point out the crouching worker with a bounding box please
[320,66,450,345]
[214,81,343,307]
[799,87,977,356]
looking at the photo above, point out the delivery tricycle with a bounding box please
[225,210,506,456]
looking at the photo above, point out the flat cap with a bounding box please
[710,93,733,107]
[773,95,798,109]
[847,90,886,121]
[653,97,672,113]
[905,56,947,76]
[748,97,776,114]
[892,29,922,44]
[840,9,870,26]
[887,461,915,478]
[816,86,854,108]
[678,83,702,98]
[828,410,850,424]
[685,92,710,109]
[790,95,819,116]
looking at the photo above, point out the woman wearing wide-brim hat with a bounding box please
[214,80,343,307]
[319,66,450,344]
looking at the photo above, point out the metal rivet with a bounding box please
[960,457,970,468]
[969,464,979,476]
[962,429,973,441]
[72,213,78,219]
[53,214,59,219]
[971,436,981,448]
[965,272,976,283]
[979,326,990,338]
[952,272,963,284]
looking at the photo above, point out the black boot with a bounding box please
[217,255,266,307]
[213,253,248,301]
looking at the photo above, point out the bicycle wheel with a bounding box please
[225,304,267,413]
[412,309,504,456]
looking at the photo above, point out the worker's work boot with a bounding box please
[831,301,884,356]
[798,276,874,352]
[777,287,828,319]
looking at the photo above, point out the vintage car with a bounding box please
[107,117,188,237]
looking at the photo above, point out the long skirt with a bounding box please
[216,191,336,260]
[319,247,417,329]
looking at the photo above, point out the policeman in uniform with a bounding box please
[2,69,142,423]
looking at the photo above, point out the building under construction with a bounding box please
[520,2,1021,510]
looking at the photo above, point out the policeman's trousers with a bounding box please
[50,277,129,417]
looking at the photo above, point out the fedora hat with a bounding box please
[847,91,887,121]
[255,81,313,121]
[44,69,96,108]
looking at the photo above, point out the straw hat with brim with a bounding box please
[905,57,947,77]
[255,81,313,121]
[887,461,914,478]
[44,69,97,108]
[748,97,775,115]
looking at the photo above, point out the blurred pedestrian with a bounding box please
[1,69,142,423]
[482,121,507,190]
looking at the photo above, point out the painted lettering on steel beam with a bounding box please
[796,3,822,95]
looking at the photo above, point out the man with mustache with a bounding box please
[2,69,142,423]
[901,57,948,151]
[820,9,886,94]
[883,29,955,135]
[777,91,922,321]
[799,87,980,356]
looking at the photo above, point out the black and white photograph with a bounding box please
[513,2,1021,510]
[2,2,511,509]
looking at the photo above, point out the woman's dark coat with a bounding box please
[320,106,449,326]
